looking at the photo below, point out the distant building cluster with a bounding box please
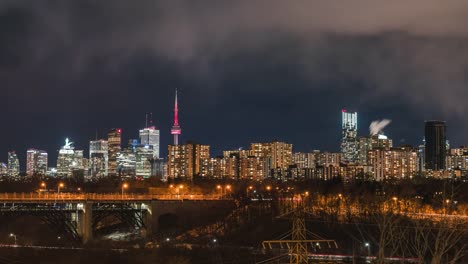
[1,99,467,182]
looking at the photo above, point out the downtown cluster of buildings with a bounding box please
[1,97,467,182]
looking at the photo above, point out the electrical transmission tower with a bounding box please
[260,199,338,264]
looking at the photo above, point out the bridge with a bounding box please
[0,193,233,244]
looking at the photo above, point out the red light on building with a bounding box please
[342,109,347,113]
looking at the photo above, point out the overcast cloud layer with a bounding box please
[2,1,468,161]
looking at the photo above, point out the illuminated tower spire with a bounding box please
[171,88,181,145]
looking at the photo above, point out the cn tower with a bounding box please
[170,88,181,145]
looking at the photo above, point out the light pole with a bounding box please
[177,185,183,199]
[225,185,231,198]
[57,183,64,197]
[365,242,370,256]
[247,186,253,197]
[9,233,17,246]
[122,183,128,199]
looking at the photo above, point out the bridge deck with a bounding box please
[0,193,224,203]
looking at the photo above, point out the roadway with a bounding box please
[0,193,224,203]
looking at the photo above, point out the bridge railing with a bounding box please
[0,193,224,201]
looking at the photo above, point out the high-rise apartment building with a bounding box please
[292,152,318,169]
[368,147,417,181]
[358,134,393,165]
[341,110,359,163]
[26,149,48,176]
[7,151,20,177]
[139,126,160,158]
[250,141,292,170]
[446,146,468,172]
[89,140,108,178]
[424,121,446,171]
[167,143,210,180]
[107,128,122,176]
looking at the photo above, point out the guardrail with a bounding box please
[0,193,225,201]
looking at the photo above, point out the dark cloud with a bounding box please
[1,1,468,163]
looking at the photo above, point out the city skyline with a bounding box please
[0,107,461,171]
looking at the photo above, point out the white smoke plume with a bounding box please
[369,119,392,136]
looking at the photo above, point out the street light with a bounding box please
[57,183,64,197]
[364,242,370,256]
[177,185,184,198]
[121,183,129,198]
[266,186,271,191]
[40,182,46,189]
[247,186,253,197]
[9,233,17,246]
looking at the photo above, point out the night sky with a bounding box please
[2,1,468,166]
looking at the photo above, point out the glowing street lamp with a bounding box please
[40,182,46,189]
[57,183,64,196]
[266,186,271,191]
[176,185,184,198]
[247,186,253,197]
[364,242,371,256]
[122,183,128,199]
[9,233,17,246]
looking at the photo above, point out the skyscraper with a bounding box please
[7,151,20,177]
[424,121,446,171]
[341,110,359,163]
[26,149,48,176]
[107,128,122,177]
[57,138,76,177]
[139,126,160,158]
[171,89,182,145]
[0,162,7,176]
[135,145,154,178]
[89,139,108,178]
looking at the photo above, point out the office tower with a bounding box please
[151,158,166,180]
[0,162,7,176]
[89,140,108,178]
[170,89,182,145]
[57,138,76,177]
[26,149,48,176]
[139,126,160,158]
[424,121,446,170]
[7,151,20,177]
[107,128,122,176]
[417,140,425,173]
[116,149,136,178]
[341,110,359,163]
[135,145,154,178]
[167,143,210,180]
